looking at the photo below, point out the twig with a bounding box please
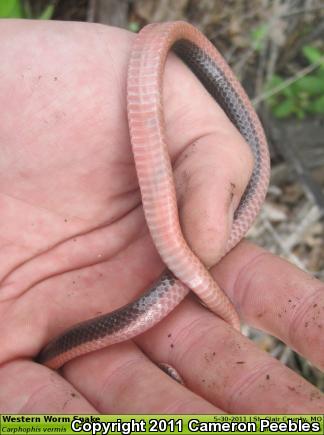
[259,211,307,270]
[252,57,324,105]
[280,5,324,17]
[285,205,322,249]
[279,345,293,365]
[87,0,97,22]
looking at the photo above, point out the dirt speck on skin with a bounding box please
[62,391,78,410]
[287,385,297,392]
[236,361,245,364]
[266,374,270,380]
[170,343,174,349]
[229,182,236,203]
[168,333,172,338]
[204,351,218,363]
[310,391,321,401]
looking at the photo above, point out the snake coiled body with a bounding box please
[38,21,270,369]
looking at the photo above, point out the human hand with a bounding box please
[0,19,323,413]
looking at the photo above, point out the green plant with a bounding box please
[266,45,324,119]
[0,0,54,20]
[250,23,269,52]
[128,21,140,33]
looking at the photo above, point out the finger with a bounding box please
[136,297,324,413]
[62,341,224,414]
[0,360,96,413]
[212,240,324,371]
[163,53,254,266]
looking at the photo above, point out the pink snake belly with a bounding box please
[38,21,270,370]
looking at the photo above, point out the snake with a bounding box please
[37,21,270,369]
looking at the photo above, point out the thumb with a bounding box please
[173,125,254,267]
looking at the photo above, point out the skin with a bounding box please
[0,19,323,414]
